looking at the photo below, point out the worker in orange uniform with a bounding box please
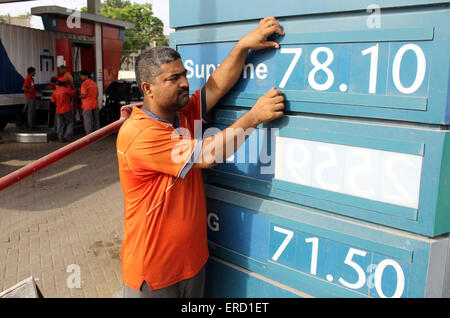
[58,65,74,90]
[79,70,100,134]
[51,80,74,143]
[58,65,79,121]
[22,67,37,130]
[117,17,284,298]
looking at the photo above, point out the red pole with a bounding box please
[0,105,134,191]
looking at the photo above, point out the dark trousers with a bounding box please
[82,108,100,134]
[25,98,36,129]
[56,111,74,142]
[123,265,205,298]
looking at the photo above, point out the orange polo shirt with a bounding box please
[63,72,74,90]
[80,79,98,110]
[51,86,72,114]
[116,88,209,291]
[23,75,36,99]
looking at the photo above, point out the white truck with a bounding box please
[0,23,92,129]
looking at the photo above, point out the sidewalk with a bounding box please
[0,127,125,297]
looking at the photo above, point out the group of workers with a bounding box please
[22,65,100,142]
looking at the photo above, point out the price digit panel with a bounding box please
[174,7,450,124]
[205,185,450,298]
[203,109,450,237]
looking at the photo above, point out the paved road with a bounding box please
[0,125,124,297]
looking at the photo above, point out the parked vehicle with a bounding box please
[100,79,142,126]
[0,24,55,129]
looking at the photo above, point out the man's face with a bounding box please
[31,71,36,77]
[150,59,189,111]
[80,75,87,81]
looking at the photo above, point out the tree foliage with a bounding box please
[83,0,168,63]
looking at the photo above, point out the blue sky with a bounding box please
[0,0,173,34]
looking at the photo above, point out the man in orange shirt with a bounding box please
[51,80,73,142]
[58,65,74,90]
[58,65,78,116]
[22,67,37,130]
[117,17,284,298]
[80,70,99,134]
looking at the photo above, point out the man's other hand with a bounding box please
[238,17,284,51]
[120,105,134,121]
[249,87,285,125]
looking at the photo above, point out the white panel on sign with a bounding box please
[312,143,346,192]
[343,145,381,201]
[275,136,423,209]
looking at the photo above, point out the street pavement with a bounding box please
[0,125,124,297]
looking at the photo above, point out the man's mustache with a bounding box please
[178,87,189,95]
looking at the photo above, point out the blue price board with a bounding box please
[173,6,450,124]
[203,109,450,237]
[206,185,450,298]
[181,41,432,97]
[171,0,450,299]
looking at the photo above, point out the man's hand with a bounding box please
[120,105,133,121]
[237,17,284,51]
[194,87,284,169]
[248,87,285,125]
[204,17,284,114]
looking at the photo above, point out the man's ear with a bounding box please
[141,82,153,98]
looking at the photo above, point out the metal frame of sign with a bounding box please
[169,0,450,28]
[205,256,310,298]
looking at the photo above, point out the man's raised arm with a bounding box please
[204,17,284,113]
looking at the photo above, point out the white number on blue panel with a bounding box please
[279,43,427,95]
[270,225,408,298]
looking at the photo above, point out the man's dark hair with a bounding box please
[135,46,181,92]
[80,70,90,78]
[27,67,35,74]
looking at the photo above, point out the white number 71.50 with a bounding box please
[270,226,406,297]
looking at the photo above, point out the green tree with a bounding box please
[83,0,168,64]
